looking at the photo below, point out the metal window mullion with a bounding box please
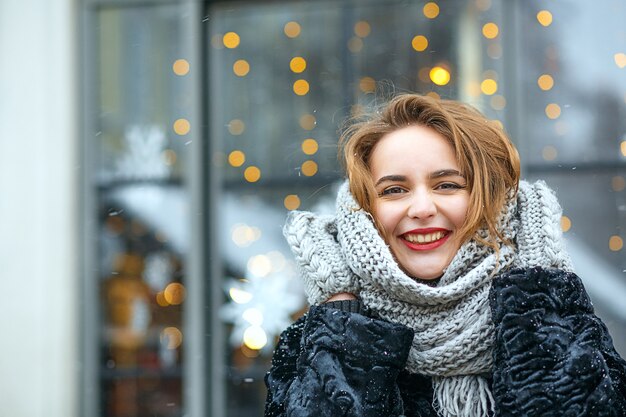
[183,0,213,416]
[204,1,227,415]
[501,0,527,174]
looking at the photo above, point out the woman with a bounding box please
[265,94,626,417]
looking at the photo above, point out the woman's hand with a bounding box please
[325,292,357,302]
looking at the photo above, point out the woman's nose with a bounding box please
[406,190,437,219]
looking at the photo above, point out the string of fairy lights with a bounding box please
[160,0,626,354]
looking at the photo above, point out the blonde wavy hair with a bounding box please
[340,93,521,251]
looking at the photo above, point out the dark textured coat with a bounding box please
[265,267,626,416]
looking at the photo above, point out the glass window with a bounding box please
[83,0,626,416]
[89,4,193,416]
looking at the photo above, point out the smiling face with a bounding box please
[369,125,470,280]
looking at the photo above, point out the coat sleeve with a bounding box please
[264,305,415,417]
[490,267,626,417]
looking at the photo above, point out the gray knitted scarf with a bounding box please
[284,180,573,417]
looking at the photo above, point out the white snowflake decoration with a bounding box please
[114,125,170,180]
[220,262,304,354]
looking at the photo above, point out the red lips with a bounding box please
[400,228,450,251]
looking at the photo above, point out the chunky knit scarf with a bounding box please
[284,180,573,417]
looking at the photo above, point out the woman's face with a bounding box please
[369,125,470,280]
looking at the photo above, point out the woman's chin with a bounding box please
[398,264,444,281]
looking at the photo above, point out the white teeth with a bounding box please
[404,231,445,244]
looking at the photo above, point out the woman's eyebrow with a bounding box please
[375,175,406,186]
[430,169,464,179]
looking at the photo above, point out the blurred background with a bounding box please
[0,0,625,416]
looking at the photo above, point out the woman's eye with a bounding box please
[379,186,406,196]
[436,182,465,191]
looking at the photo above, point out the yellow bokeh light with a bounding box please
[299,114,317,130]
[612,176,626,191]
[615,53,626,69]
[164,282,186,305]
[228,119,245,135]
[609,235,623,251]
[545,103,561,119]
[423,2,440,19]
[490,95,506,110]
[429,66,450,86]
[247,255,272,277]
[172,59,190,76]
[621,140,626,156]
[354,21,371,38]
[290,56,307,73]
[156,291,169,307]
[249,226,261,242]
[359,76,376,93]
[228,150,245,167]
[229,287,253,304]
[301,138,319,155]
[161,327,183,349]
[244,166,261,182]
[561,216,571,232]
[348,36,364,53]
[301,160,318,176]
[542,145,557,161]
[481,79,498,95]
[223,32,240,48]
[284,21,301,38]
[162,150,177,166]
[293,79,310,96]
[412,35,429,52]
[538,74,554,91]
[243,325,267,350]
[284,194,301,210]
[537,10,553,27]
[233,59,250,76]
[231,224,261,247]
[173,118,190,135]
[426,91,441,100]
[482,22,499,39]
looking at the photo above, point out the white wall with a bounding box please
[0,1,78,416]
